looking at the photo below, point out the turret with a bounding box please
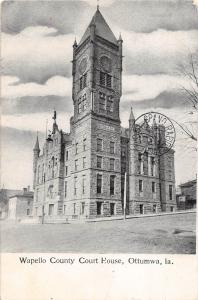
[33,133,40,188]
[52,110,58,134]
[129,106,135,131]
[118,33,123,96]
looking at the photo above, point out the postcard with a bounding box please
[1,1,198,299]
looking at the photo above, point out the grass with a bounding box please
[1,212,196,253]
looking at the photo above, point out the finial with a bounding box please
[118,32,123,42]
[73,37,77,47]
[52,109,56,123]
[97,0,99,10]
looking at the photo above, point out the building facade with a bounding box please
[32,8,176,221]
[8,187,33,221]
[176,179,196,210]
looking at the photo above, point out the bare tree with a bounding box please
[176,53,198,142]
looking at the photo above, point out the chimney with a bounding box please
[23,188,27,194]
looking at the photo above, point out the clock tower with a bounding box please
[71,7,123,217]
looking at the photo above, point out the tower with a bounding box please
[70,7,123,217]
[33,133,40,188]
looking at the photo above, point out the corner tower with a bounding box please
[70,7,123,218]
[72,7,122,123]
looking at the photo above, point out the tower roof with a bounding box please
[79,8,117,46]
[129,107,135,121]
[33,133,40,151]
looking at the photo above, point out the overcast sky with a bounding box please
[1,0,198,189]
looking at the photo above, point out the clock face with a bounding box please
[79,57,87,75]
[100,56,112,73]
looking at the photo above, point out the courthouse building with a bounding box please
[32,7,176,221]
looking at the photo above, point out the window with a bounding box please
[75,159,78,171]
[63,205,67,215]
[82,94,87,111]
[26,209,30,216]
[153,204,157,213]
[100,72,106,86]
[83,157,86,169]
[121,145,126,157]
[150,157,155,176]
[81,202,85,215]
[110,158,115,171]
[83,138,86,151]
[97,174,102,194]
[97,202,103,215]
[73,203,76,215]
[100,72,112,88]
[97,156,102,168]
[169,185,173,200]
[140,204,144,214]
[82,176,86,194]
[110,141,115,154]
[65,166,68,176]
[110,203,115,215]
[107,96,113,112]
[143,152,148,175]
[139,180,143,192]
[152,182,156,193]
[78,98,82,114]
[49,204,54,216]
[107,74,112,88]
[97,138,102,151]
[80,73,87,90]
[138,153,142,174]
[64,181,67,198]
[66,150,69,161]
[170,206,174,212]
[121,161,126,173]
[74,177,77,195]
[110,175,115,195]
[99,92,106,111]
[75,142,78,154]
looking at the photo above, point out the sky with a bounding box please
[1,0,198,189]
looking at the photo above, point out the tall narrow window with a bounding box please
[82,176,86,194]
[63,205,67,215]
[143,152,148,175]
[75,142,78,154]
[83,138,86,151]
[97,174,102,194]
[107,96,113,112]
[152,182,156,193]
[110,158,115,171]
[139,180,143,192]
[65,166,68,176]
[81,202,85,215]
[97,156,102,168]
[74,177,77,195]
[100,72,106,86]
[97,202,102,215]
[110,175,115,195]
[73,203,76,215]
[75,159,78,171]
[64,181,67,198]
[82,94,87,111]
[138,153,142,174]
[121,145,126,157]
[83,73,87,87]
[150,157,155,176]
[66,150,69,161]
[99,92,106,111]
[80,77,83,90]
[106,74,112,88]
[110,141,115,154]
[169,185,173,200]
[83,157,86,169]
[78,97,82,114]
[97,138,102,151]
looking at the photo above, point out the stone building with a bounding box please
[32,7,176,221]
[8,187,33,221]
[176,179,196,210]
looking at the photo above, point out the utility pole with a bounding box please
[123,172,127,220]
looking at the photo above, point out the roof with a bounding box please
[79,8,117,46]
[9,192,33,199]
[180,179,197,188]
[33,134,40,151]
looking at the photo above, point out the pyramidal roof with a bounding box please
[79,8,117,46]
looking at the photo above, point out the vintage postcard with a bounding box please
[1,0,198,299]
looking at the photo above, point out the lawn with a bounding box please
[1,212,196,253]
